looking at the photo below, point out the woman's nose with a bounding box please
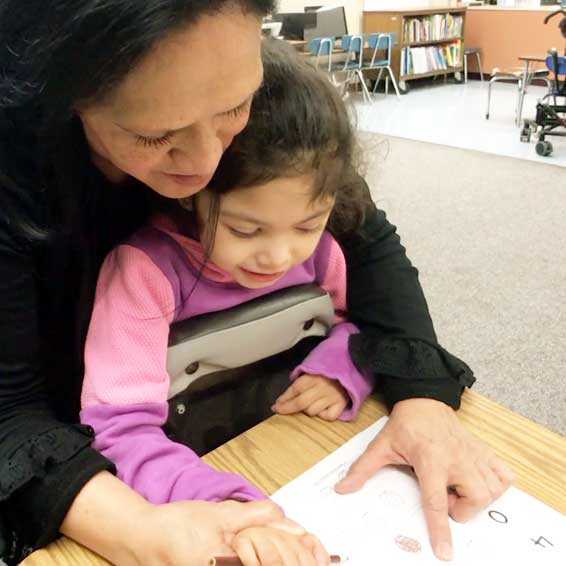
[169,122,224,177]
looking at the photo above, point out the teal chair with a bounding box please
[335,34,372,104]
[308,36,335,74]
[363,32,400,99]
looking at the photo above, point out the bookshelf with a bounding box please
[363,6,467,94]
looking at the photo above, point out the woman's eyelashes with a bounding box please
[223,99,252,119]
[135,132,173,149]
[133,100,251,149]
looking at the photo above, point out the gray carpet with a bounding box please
[360,133,566,436]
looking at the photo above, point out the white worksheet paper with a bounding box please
[272,417,565,566]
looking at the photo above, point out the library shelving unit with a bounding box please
[363,6,467,94]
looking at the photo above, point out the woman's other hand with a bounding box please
[335,398,514,562]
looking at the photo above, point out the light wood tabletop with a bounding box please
[22,389,566,566]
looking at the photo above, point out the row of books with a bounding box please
[400,41,463,77]
[403,14,463,43]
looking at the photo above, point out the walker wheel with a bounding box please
[535,140,553,156]
[520,128,531,143]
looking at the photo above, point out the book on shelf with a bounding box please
[403,13,463,43]
[400,41,462,77]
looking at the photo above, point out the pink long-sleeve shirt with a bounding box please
[80,214,373,504]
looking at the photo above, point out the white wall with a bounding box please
[275,1,365,34]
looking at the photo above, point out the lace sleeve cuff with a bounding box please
[349,333,476,410]
[0,421,114,562]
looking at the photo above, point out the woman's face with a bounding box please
[78,7,263,198]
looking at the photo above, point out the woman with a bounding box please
[0,1,512,564]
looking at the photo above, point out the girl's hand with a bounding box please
[272,374,349,421]
[232,519,330,566]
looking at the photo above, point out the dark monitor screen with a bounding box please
[304,7,348,41]
[272,12,317,40]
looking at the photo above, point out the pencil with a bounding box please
[209,555,344,565]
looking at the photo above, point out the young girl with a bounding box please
[80,38,372,554]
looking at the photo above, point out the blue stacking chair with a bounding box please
[363,32,400,99]
[308,37,335,74]
[335,34,372,104]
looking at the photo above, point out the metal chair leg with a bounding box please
[464,54,468,83]
[486,77,494,119]
[372,68,384,94]
[356,70,373,104]
[476,52,484,82]
[386,66,401,99]
[515,78,524,126]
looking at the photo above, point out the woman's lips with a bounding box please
[239,268,285,282]
[165,172,210,189]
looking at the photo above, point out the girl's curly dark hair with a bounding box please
[204,38,371,244]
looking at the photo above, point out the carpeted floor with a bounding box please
[360,132,566,436]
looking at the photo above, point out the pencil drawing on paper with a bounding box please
[395,535,422,553]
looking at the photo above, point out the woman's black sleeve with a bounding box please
[339,179,476,411]
[0,215,113,561]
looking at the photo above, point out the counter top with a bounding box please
[468,4,562,11]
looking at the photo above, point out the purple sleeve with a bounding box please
[80,403,267,503]
[290,322,374,421]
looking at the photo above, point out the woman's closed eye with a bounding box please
[135,132,173,149]
[223,98,252,119]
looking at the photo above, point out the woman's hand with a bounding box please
[135,499,291,566]
[272,374,349,421]
[335,398,514,562]
[231,517,330,566]
[61,471,285,566]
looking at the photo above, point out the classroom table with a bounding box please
[22,389,566,566]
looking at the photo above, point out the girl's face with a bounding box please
[195,175,335,289]
[78,7,263,198]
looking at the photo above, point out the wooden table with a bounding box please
[22,390,566,565]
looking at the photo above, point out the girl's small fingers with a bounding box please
[274,384,300,405]
[304,396,333,417]
[301,533,331,566]
[232,535,261,566]
[270,534,303,566]
[319,403,344,421]
[249,534,282,566]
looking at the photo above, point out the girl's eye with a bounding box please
[297,225,322,234]
[135,133,173,149]
[228,227,259,238]
[224,99,252,119]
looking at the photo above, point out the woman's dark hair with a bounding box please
[0,0,275,236]
[0,0,274,418]
[203,38,369,250]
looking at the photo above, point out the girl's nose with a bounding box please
[256,242,291,271]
